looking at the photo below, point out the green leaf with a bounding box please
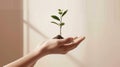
[58,11,62,15]
[60,22,65,26]
[58,9,62,11]
[51,21,59,26]
[62,10,68,17]
[51,15,60,21]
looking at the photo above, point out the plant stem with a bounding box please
[60,26,62,35]
[60,15,62,36]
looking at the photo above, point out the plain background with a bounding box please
[24,0,120,67]
[0,0,120,67]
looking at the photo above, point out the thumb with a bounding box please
[59,37,73,44]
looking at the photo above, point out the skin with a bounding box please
[3,36,85,67]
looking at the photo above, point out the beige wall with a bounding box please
[0,0,23,66]
[85,0,120,67]
[24,0,120,67]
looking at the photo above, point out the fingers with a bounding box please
[64,36,85,50]
[73,36,85,45]
[73,36,78,40]
[58,37,73,44]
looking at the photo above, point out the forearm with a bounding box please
[3,48,46,67]
[3,36,85,67]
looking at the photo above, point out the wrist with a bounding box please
[34,45,49,58]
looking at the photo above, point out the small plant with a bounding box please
[51,9,68,39]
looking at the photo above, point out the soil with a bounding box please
[53,35,64,39]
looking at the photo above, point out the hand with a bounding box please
[4,36,85,67]
[37,36,85,55]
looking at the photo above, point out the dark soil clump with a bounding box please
[53,35,64,39]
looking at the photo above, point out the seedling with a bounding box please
[51,9,68,39]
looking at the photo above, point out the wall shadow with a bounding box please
[66,54,84,67]
[23,20,84,67]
